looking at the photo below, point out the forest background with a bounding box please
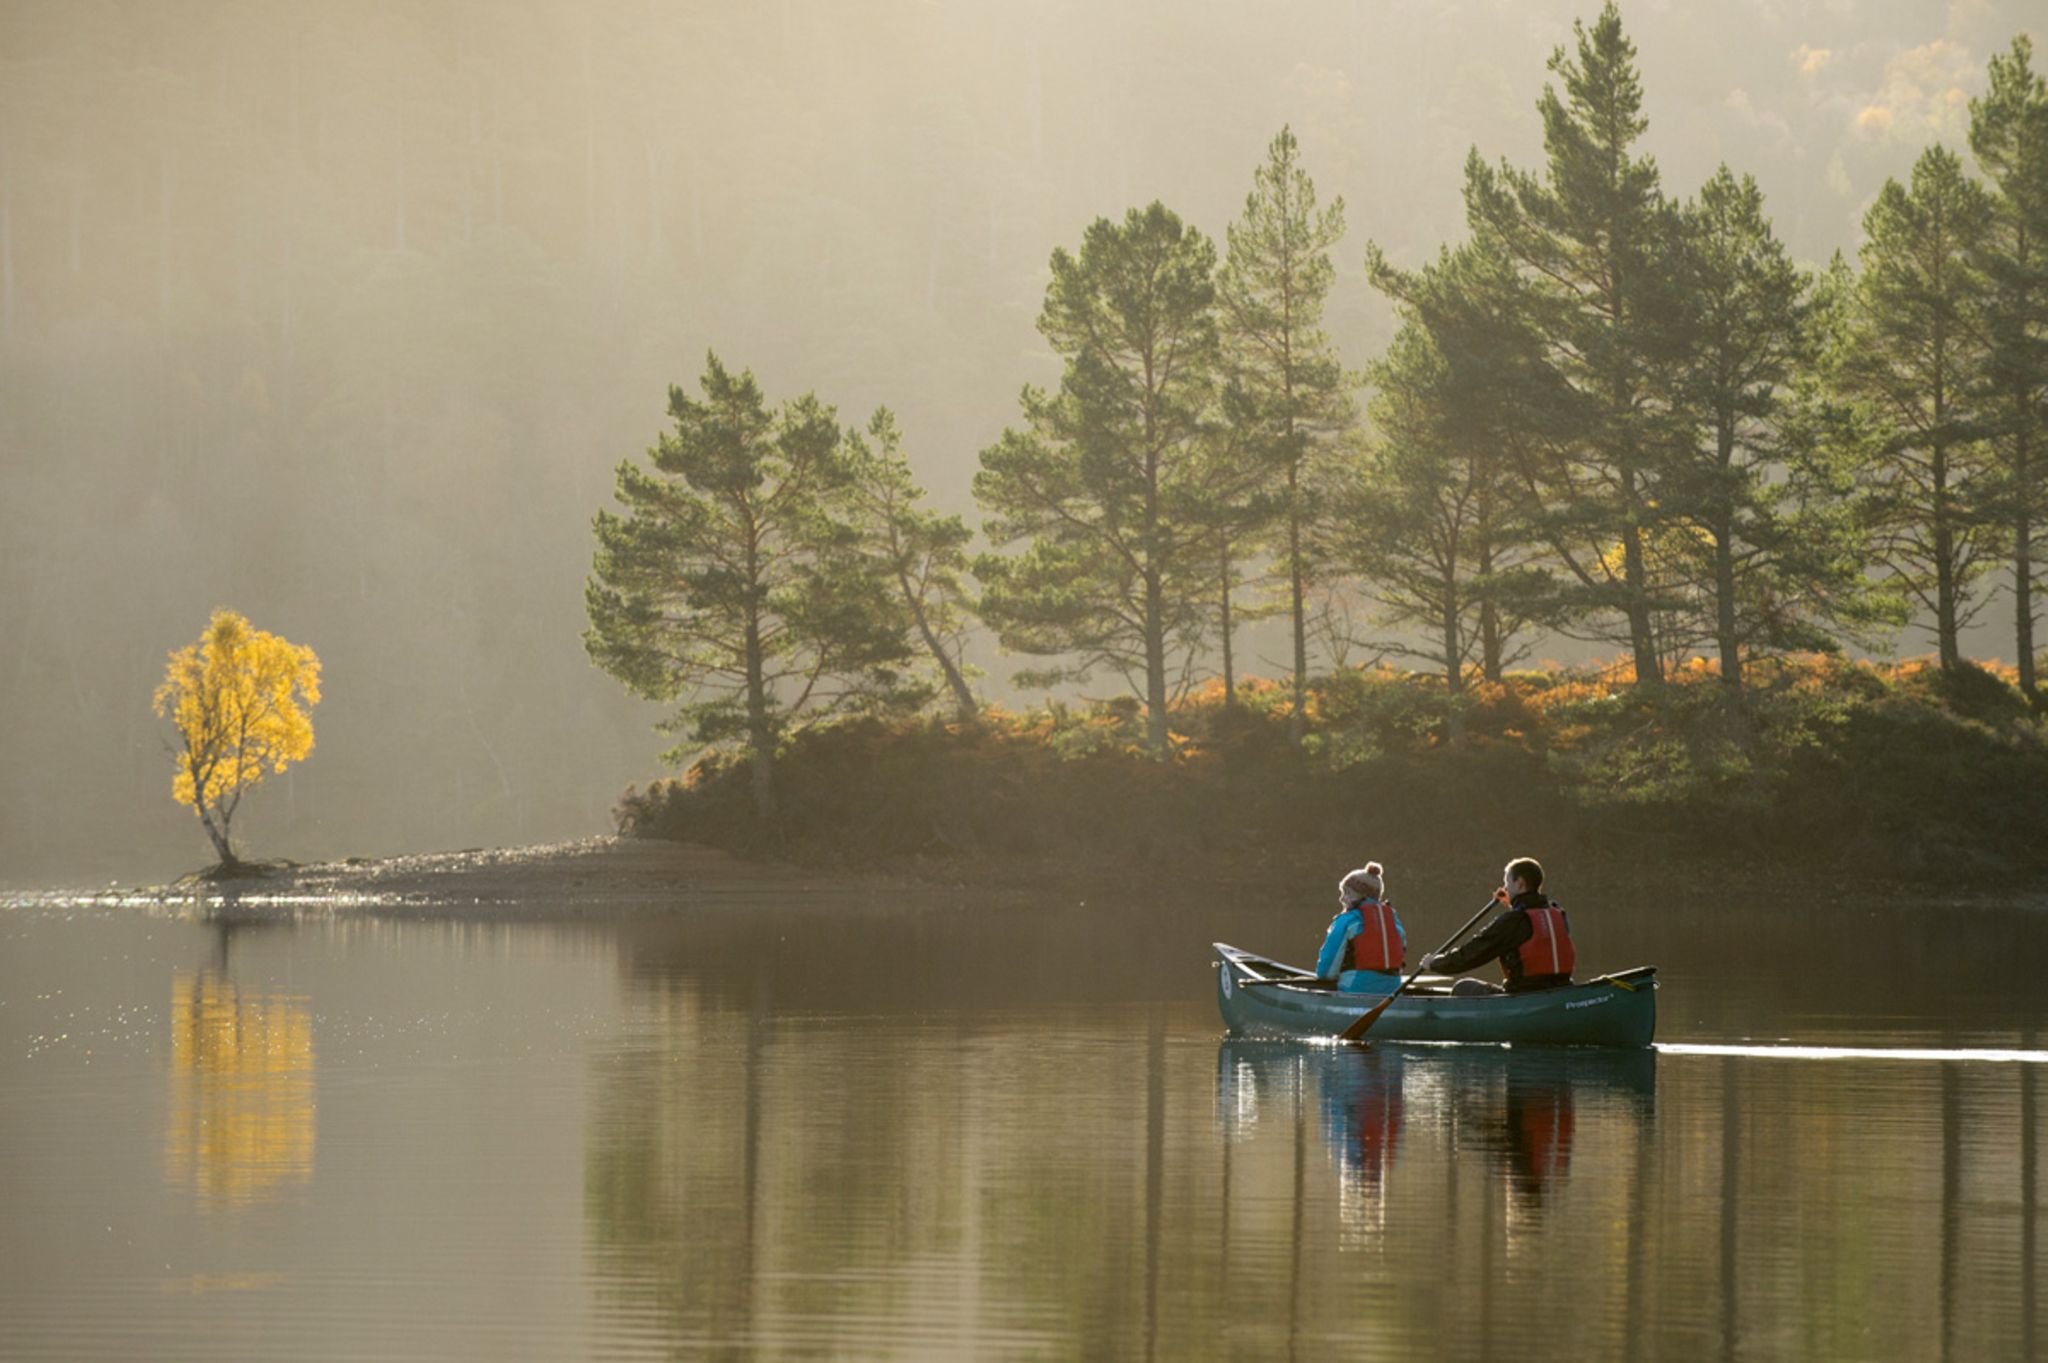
[2,0,2042,886]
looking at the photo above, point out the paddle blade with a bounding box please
[1337,992,1396,1042]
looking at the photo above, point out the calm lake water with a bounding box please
[1,873,2042,1361]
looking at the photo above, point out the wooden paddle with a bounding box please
[1336,891,1506,1042]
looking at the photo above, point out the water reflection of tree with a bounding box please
[585,978,1180,1359]
[1687,1047,2048,1362]
[583,985,760,1354]
[163,925,316,1208]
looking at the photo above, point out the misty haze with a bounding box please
[2,0,2038,883]
[4,3,2048,1361]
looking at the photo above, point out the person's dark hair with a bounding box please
[1505,856,1544,893]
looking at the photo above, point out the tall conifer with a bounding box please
[1831,148,1995,673]
[844,407,981,724]
[1461,2,1680,685]
[1969,37,2048,696]
[1217,126,1353,737]
[1661,167,1880,688]
[1362,241,1547,690]
[973,204,1229,753]
[585,354,912,815]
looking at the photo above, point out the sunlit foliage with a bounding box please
[152,608,322,868]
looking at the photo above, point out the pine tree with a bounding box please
[1216,126,1353,737]
[974,203,1228,753]
[1460,2,1680,685]
[1969,37,2048,696]
[1831,148,1995,673]
[1661,166,1881,688]
[1361,242,1547,692]
[844,407,980,724]
[585,353,913,815]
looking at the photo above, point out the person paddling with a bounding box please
[1316,862,1407,995]
[1420,856,1575,997]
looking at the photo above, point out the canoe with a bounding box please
[1214,942,1658,1048]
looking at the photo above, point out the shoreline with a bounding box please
[12,837,841,918]
[13,832,2048,921]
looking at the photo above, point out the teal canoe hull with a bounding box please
[1214,942,1657,1048]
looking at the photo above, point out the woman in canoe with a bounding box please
[1420,855,1576,997]
[1315,862,1406,995]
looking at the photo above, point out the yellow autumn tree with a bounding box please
[152,608,322,869]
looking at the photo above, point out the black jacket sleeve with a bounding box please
[1432,908,1531,975]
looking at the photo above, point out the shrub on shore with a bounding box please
[614,656,2048,886]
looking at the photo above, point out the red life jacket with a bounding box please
[1505,903,1574,980]
[1345,900,1404,973]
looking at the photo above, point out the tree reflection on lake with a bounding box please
[165,965,315,1209]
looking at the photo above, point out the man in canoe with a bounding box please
[1419,856,1575,997]
[1315,862,1406,994]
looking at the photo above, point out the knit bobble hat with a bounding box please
[1339,861,1385,907]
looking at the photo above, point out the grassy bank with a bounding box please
[613,656,2048,890]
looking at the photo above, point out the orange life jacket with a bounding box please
[1346,900,1404,973]
[1505,903,1574,980]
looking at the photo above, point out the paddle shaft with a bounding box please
[1336,894,1503,1042]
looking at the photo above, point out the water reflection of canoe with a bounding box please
[1214,942,1658,1047]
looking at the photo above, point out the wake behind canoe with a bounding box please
[1214,942,1657,1048]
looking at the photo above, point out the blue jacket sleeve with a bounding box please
[1316,910,1356,979]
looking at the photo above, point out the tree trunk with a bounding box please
[936,640,979,726]
[1144,569,1169,754]
[1442,593,1463,697]
[1220,541,1236,708]
[197,801,236,868]
[744,604,775,818]
[1142,386,1168,755]
[1621,521,1661,685]
[917,611,978,725]
[892,557,976,723]
[1478,478,1502,683]
[1615,434,1661,685]
[1714,524,1741,690]
[1287,461,1307,742]
[1712,416,1743,690]
[2017,427,2036,697]
[1933,443,1962,672]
